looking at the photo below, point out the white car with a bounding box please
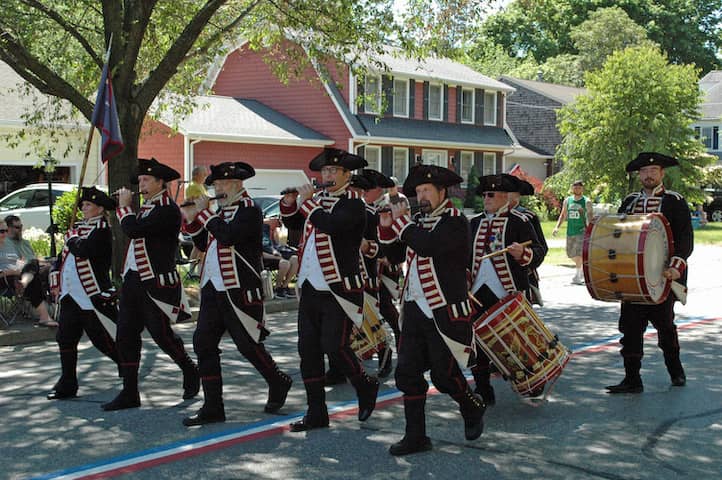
[0,183,75,231]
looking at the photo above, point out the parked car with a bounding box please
[703,189,722,222]
[254,195,281,219]
[0,183,75,231]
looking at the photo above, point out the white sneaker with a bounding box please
[572,275,585,285]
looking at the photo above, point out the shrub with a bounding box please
[23,227,64,259]
[53,188,79,232]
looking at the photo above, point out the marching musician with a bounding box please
[280,148,379,432]
[508,179,548,306]
[180,161,292,426]
[103,158,199,411]
[350,169,396,378]
[379,164,484,456]
[46,187,120,400]
[606,152,693,394]
[468,174,545,405]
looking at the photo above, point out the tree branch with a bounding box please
[18,0,102,66]
[0,31,94,118]
[187,0,262,60]
[134,0,228,109]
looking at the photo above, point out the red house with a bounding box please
[139,43,515,197]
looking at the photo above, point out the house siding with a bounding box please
[138,120,185,181]
[504,80,563,156]
[212,45,351,150]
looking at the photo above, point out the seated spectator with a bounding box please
[262,219,298,299]
[0,219,22,288]
[3,215,56,327]
[692,204,708,227]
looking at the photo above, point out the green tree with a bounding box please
[570,6,656,73]
[481,0,722,74]
[556,45,713,204]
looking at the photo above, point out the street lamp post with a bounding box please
[42,151,58,258]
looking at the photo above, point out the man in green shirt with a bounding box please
[552,181,593,285]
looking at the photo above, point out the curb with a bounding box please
[0,298,300,347]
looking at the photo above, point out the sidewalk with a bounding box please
[0,296,299,347]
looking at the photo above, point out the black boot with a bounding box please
[184,377,226,426]
[453,388,485,441]
[389,396,432,456]
[472,366,495,406]
[48,348,79,400]
[350,373,379,421]
[606,357,643,394]
[263,369,293,414]
[102,371,140,411]
[324,369,347,386]
[290,379,329,432]
[664,353,686,387]
[377,346,393,378]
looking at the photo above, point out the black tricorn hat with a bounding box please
[514,177,535,196]
[79,186,116,210]
[362,169,395,189]
[350,174,374,191]
[475,174,519,195]
[308,148,368,171]
[403,164,464,197]
[625,152,679,172]
[132,157,181,183]
[204,161,255,185]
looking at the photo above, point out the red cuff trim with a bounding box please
[392,215,412,237]
[364,241,379,259]
[669,256,686,275]
[197,208,217,227]
[184,219,204,236]
[520,247,533,266]
[378,225,397,243]
[116,206,134,222]
[300,198,321,217]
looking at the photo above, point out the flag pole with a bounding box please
[70,36,113,226]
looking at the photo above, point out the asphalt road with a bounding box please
[1,245,720,480]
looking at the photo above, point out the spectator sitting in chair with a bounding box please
[262,218,298,299]
[3,215,57,327]
[0,219,22,288]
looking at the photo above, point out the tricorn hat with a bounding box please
[309,148,368,172]
[204,161,255,185]
[475,174,520,195]
[362,169,395,189]
[132,157,181,183]
[515,178,535,196]
[403,164,464,197]
[625,152,679,172]
[350,174,374,191]
[79,186,116,210]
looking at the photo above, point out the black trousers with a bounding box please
[193,283,278,382]
[395,301,468,398]
[56,295,118,362]
[297,281,364,382]
[116,271,190,374]
[619,295,680,361]
[471,285,502,372]
[379,282,400,346]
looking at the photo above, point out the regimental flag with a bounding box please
[91,51,124,163]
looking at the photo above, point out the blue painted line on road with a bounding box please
[32,315,720,480]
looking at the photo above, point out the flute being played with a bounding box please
[179,193,227,208]
[280,181,335,195]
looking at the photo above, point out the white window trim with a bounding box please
[392,147,409,180]
[459,151,474,186]
[393,78,409,118]
[364,75,382,115]
[422,149,448,167]
[484,91,497,126]
[461,88,475,124]
[482,152,497,175]
[364,145,382,171]
[428,83,443,121]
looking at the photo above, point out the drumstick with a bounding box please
[478,240,533,261]
[670,281,687,305]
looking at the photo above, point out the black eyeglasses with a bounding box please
[0,229,7,233]
[10,224,22,229]
[482,192,496,198]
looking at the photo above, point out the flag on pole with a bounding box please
[91,50,124,163]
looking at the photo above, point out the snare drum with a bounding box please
[473,292,570,397]
[349,295,389,360]
[583,213,672,304]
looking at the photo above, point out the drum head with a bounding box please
[641,215,672,303]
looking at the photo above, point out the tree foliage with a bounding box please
[555,45,713,204]
[481,0,722,74]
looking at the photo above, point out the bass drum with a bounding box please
[583,213,672,304]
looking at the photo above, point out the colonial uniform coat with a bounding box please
[616,183,693,378]
[48,215,119,395]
